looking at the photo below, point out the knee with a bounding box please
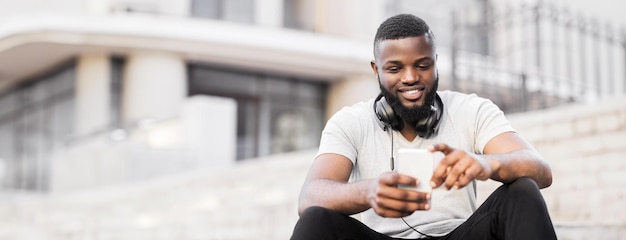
[300,206,330,220]
[509,177,539,193]
[298,206,345,224]
[506,177,544,202]
[292,206,347,238]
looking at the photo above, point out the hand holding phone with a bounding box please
[396,148,434,193]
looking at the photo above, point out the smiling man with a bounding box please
[290,14,557,240]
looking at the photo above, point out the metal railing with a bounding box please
[451,1,626,113]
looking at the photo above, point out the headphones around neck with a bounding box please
[373,93,443,138]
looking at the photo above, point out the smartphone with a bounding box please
[396,148,434,193]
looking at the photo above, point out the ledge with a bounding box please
[0,12,374,91]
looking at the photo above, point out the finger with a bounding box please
[368,185,411,217]
[377,172,401,187]
[430,163,445,188]
[369,196,414,218]
[377,194,431,210]
[372,207,413,218]
[430,143,453,155]
[444,154,474,189]
[379,181,431,202]
[371,194,431,217]
[431,153,459,188]
[372,204,417,218]
[376,174,428,208]
[457,163,481,188]
[396,174,419,188]
[380,172,418,187]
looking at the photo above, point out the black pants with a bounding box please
[291,177,557,240]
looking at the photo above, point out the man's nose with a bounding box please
[401,69,419,84]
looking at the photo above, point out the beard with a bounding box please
[379,77,439,126]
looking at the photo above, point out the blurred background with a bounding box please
[0,0,624,239]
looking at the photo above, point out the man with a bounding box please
[290,14,557,240]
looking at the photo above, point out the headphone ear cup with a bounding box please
[415,94,444,138]
[374,96,401,131]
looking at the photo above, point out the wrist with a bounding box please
[486,156,502,178]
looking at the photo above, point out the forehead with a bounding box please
[375,35,435,62]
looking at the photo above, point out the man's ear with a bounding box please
[370,61,379,76]
[435,54,439,78]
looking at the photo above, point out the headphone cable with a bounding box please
[390,130,395,170]
[401,217,435,239]
[390,132,434,239]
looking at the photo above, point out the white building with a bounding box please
[0,0,624,193]
[0,0,478,192]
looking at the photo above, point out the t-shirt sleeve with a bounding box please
[316,108,361,164]
[473,97,516,154]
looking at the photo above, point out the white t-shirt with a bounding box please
[317,90,515,238]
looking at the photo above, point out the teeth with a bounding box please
[406,89,420,94]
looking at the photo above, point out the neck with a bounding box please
[399,121,417,141]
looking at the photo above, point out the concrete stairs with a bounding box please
[0,95,624,239]
[0,150,314,240]
[477,95,626,239]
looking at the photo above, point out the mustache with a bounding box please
[377,76,438,124]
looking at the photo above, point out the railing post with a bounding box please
[451,10,458,91]
[521,73,528,112]
[606,23,614,96]
[534,2,545,108]
[564,9,574,102]
[578,14,588,99]
[550,5,560,95]
[480,0,491,55]
[623,27,626,95]
[592,19,602,99]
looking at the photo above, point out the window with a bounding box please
[110,58,124,129]
[0,63,76,191]
[283,0,317,31]
[189,64,327,160]
[191,0,254,24]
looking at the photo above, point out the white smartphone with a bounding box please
[396,148,434,193]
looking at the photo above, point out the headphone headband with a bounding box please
[373,93,443,138]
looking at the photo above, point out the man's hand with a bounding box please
[366,171,431,218]
[429,144,500,190]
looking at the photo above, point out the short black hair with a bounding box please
[373,14,436,58]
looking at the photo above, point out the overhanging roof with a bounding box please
[0,13,375,91]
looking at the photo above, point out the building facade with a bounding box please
[3,0,622,193]
[1,0,466,192]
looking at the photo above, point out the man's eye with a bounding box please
[387,67,400,73]
[417,64,431,70]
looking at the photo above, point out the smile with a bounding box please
[400,88,424,101]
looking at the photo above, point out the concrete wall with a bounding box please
[50,95,236,192]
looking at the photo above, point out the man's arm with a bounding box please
[430,131,552,190]
[482,131,552,188]
[298,153,431,217]
[297,153,369,216]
